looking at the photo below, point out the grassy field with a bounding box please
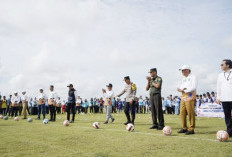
[0,112,231,157]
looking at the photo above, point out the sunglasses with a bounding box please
[221,64,224,66]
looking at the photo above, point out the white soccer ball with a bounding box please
[216,130,229,142]
[163,126,172,136]
[14,117,19,121]
[0,115,3,119]
[126,123,134,132]
[93,122,100,129]
[43,119,49,124]
[63,120,69,126]
[27,118,33,122]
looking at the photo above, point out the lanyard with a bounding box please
[224,71,231,81]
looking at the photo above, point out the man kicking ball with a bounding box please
[102,83,115,124]
[116,76,137,125]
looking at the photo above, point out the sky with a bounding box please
[0,0,232,100]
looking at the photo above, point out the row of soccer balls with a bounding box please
[0,115,229,142]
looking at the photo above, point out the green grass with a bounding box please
[0,112,231,157]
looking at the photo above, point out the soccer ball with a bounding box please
[63,120,69,126]
[163,126,172,136]
[93,122,100,129]
[126,123,134,132]
[43,119,49,124]
[0,115,3,119]
[216,130,229,142]
[14,117,19,121]
[27,118,33,122]
[4,116,8,120]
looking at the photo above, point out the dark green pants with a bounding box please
[150,93,164,127]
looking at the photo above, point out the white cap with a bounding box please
[22,90,26,93]
[179,65,191,71]
[39,88,43,90]
[14,91,18,94]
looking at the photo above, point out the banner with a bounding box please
[196,103,225,118]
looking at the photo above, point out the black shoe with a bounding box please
[49,119,52,121]
[70,120,74,123]
[124,121,131,125]
[104,121,108,124]
[36,118,40,120]
[111,118,115,123]
[157,126,164,130]
[178,129,187,133]
[149,125,158,129]
[185,130,195,135]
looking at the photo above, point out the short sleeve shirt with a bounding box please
[149,76,162,95]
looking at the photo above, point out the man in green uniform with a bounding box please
[146,68,165,130]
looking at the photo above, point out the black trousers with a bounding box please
[27,106,30,115]
[67,103,76,121]
[90,106,94,113]
[150,93,164,127]
[19,105,23,116]
[222,102,232,136]
[6,106,11,115]
[76,106,81,114]
[49,105,56,121]
[11,107,19,117]
[124,101,136,123]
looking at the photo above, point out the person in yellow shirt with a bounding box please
[2,96,7,116]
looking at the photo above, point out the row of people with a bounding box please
[0,59,231,137]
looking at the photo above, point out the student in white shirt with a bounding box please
[211,92,216,103]
[48,85,58,122]
[56,97,62,114]
[76,96,82,114]
[102,83,115,124]
[216,59,232,137]
[177,65,198,135]
[36,88,47,120]
[21,91,28,119]
[11,91,20,117]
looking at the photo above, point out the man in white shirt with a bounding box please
[11,91,20,117]
[116,76,137,125]
[216,59,232,137]
[177,65,198,135]
[102,83,115,124]
[36,88,47,120]
[48,85,58,122]
[21,91,28,119]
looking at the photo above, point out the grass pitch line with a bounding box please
[38,123,225,143]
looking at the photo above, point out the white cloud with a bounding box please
[0,0,231,100]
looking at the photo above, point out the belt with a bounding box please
[150,93,161,96]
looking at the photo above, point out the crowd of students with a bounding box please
[0,95,150,116]
[161,91,218,116]
[0,92,217,117]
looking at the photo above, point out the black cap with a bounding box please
[124,76,130,80]
[67,84,73,87]
[149,68,157,73]
[106,83,113,87]
[50,85,54,88]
